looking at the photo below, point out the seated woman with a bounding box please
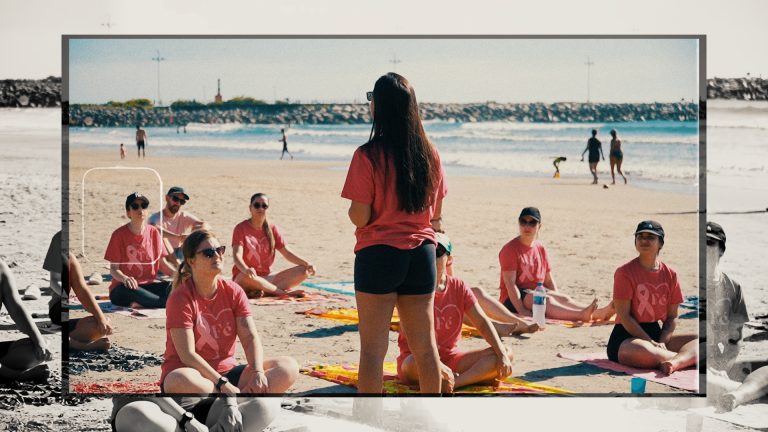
[111,395,278,432]
[161,229,299,395]
[499,207,608,322]
[607,220,697,375]
[232,193,315,298]
[0,259,53,383]
[397,233,514,392]
[106,192,176,309]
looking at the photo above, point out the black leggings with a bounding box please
[607,322,662,363]
[109,281,172,309]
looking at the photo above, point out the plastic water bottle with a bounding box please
[532,282,547,327]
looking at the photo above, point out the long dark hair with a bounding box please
[364,73,439,213]
[250,193,276,255]
[173,229,216,290]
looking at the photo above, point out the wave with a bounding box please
[0,108,60,132]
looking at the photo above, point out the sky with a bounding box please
[67,38,698,104]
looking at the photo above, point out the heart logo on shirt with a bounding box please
[635,282,670,318]
[434,304,463,338]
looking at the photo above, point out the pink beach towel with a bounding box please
[557,351,698,392]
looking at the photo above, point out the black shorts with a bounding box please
[111,397,215,432]
[502,290,532,314]
[606,322,662,362]
[354,242,436,295]
[137,140,145,150]
[49,301,62,326]
[160,364,247,392]
[68,318,80,333]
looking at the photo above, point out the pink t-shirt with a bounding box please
[148,210,200,249]
[160,277,252,384]
[613,258,684,324]
[497,238,552,304]
[397,275,477,364]
[104,224,165,291]
[341,144,447,252]
[231,220,286,278]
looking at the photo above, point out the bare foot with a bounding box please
[715,393,737,413]
[246,289,265,299]
[286,289,306,298]
[592,303,615,322]
[516,322,541,335]
[87,337,112,351]
[623,177,627,184]
[129,302,143,309]
[579,299,598,322]
[660,360,678,375]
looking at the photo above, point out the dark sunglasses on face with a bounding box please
[197,246,226,258]
[170,195,187,205]
[519,218,538,227]
[636,234,658,241]
[366,91,373,102]
[436,246,449,258]
[252,203,269,209]
[706,238,720,247]
[130,202,149,210]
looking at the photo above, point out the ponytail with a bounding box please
[172,260,192,291]
[262,219,276,256]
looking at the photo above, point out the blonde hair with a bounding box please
[172,229,216,291]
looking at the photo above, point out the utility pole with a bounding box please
[585,57,595,103]
[152,50,166,106]
[390,54,401,72]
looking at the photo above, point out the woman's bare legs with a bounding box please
[396,293,441,393]
[660,333,698,375]
[207,397,280,432]
[523,294,597,322]
[718,366,768,412]
[114,401,177,432]
[592,300,616,322]
[70,316,111,351]
[401,347,513,390]
[467,287,538,334]
[163,367,216,393]
[617,158,627,184]
[269,266,310,292]
[355,291,398,394]
[610,157,617,184]
[617,338,677,370]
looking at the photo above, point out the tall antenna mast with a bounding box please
[152,50,166,106]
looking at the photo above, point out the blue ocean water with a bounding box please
[69,119,698,192]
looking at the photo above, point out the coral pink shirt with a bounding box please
[231,221,286,278]
[104,224,164,291]
[341,144,447,252]
[397,275,477,364]
[613,258,684,324]
[161,277,251,384]
[498,238,552,304]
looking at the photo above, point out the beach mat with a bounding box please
[299,307,481,338]
[112,306,167,320]
[301,281,355,296]
[557,352,698,392]
[680,295,699,310]
[67,345,164,375]
[545,318,615,328]
[249,290,348,306]
[70,380,160,394]
[689,404,768,430]
[302,362,572,394]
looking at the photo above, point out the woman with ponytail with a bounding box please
[342,73,447,394]
[231,193,315,298]
[161,229,298,401]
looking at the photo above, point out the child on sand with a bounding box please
[397,233,513,392]
[120,143,126,160]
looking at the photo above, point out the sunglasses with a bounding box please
[366,91,373,102]
[196,246,226,258]
[252,202,269,209]
[706,238,720,247]
[436,246,449,258]
[519,218,539,227]
[170,195,187,205]
[129,202,149,210]
[635,234,659,241]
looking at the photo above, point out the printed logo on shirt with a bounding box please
[125,243,152,277]
[244,235,270,268]
[434,304,463,338]
[635,282,670,318]
[518,253,540,283]
[195,309,236,358]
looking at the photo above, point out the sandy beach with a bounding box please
[67,146,699,395]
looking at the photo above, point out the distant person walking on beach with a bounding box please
[279,128,293,160]
[119,143,126,160]
[609,129,627,184]
[342,73,446,395]
[136,125,147,159]
[581,129,604,184]
[552,156,566,178]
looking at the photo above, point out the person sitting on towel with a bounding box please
[396,232,514,392]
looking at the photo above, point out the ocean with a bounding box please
[68,118,699,194]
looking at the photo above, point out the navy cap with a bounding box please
[519,207,542,222]
[706,221,726,251]
[634,220,665,240]
[435,232,452,255]
[125,192,149,209]
[167,186,190,200]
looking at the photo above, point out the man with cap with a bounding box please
[705,221,768,412]
[105,192,173,309]
[148,186,209,270]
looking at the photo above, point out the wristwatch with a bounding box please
[178,411,194,429]
[215,375,229,392]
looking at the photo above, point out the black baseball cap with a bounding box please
[167,186,190,200]
[125,192,149,209]
[634,220,664,240]
[435,232,452,255]
[519,207,542,222]
[706,221,726,251]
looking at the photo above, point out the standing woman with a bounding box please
[106,192,175,309]
[499,207,601,322]
[232,193,315,298]
[161,229,299,396]
[341,73,446,394]
[609,129,627,185]
[607,221,697,375]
